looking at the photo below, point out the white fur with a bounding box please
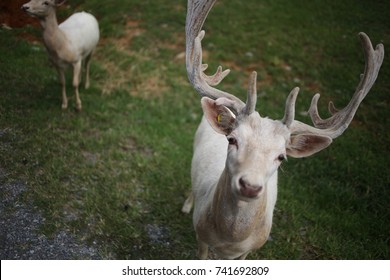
[59,12,99,61]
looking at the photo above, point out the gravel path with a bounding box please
[0,167,102,260]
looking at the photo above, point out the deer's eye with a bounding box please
[277,154,286,162]
[43,1,49,6]
[227,137,237,147]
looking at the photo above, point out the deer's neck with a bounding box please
[209,169,270,242]
[40,12,68,56]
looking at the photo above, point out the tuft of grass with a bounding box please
[1,0,389,259]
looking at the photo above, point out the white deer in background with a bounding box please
[21,0,100,111]
[182,0,384,259]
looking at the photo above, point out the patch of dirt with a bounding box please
[119,136,154,158]
[116,19,146,51]
[133,72,170,99]
[144,224,170,246]
[0,0,38,28]
[1,0,41,43]
[97,18,171,98]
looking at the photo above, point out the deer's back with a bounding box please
[59,12,99,58]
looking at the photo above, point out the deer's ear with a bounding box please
[286,134,332,158]
[201,97,236,135]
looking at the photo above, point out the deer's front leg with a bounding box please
[238,251,249,260]
[181,192,194,214]
[197,238,209,260]
[57,67,67,110]
[72,60,82,111]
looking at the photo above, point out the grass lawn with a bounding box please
[0,0,389,259]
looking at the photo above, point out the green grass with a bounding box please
[1,0,389,259]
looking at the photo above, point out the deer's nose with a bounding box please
[239,177,263,198]
[21,5,29,11]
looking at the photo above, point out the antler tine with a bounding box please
[202,65,230,86]
[282,87,300,127]
[186,0,245,114]
[289,32,384,139]
[242,71,258,115]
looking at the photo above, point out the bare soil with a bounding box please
[0,0,39,28]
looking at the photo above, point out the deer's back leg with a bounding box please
[84,51,94,89]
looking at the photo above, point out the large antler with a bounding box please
[186,0,256,115]
[283,32,384,138]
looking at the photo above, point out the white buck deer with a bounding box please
[21,0,100,111]
[181,0,384,259]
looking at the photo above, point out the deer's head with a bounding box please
[21,0,65,18]
[200,76,331,200]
